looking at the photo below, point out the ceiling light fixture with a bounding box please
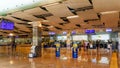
[67,15,79,19]
[100,11,119,14]
[38,24,42,27]
[28,22,33,24]
[47,26,54,28]
[9,33,14,36]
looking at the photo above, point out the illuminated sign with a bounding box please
[106,28,112,32]
[49,32,56,35]
[63,31,67,35]
[85,29,95,34]
[71,31,76,35]
[0,19,14,30]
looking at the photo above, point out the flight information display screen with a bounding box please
[0,19,14,30]
[106,28,112,32]
[49,32,56,35]
[85,29,95,34]
[71,31,76,35]
[62,31,67,35]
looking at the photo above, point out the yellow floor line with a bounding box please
[110,52,118,68]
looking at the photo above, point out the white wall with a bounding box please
[57,35,88,41]
[72,35,88,41]
[57,36,67,41]
[91,34,110,41]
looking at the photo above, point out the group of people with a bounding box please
[73,40,118,52]
[42,39,118,52]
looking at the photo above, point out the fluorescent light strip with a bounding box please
[100,11,119,14]
[67,15,79,19]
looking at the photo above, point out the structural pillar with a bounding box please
[118,32,120,52]
[87,34,92,41]
[29,21,42,57]
[8,33,16,52]
[66,31,71,49]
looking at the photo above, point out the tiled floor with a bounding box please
[0,45,117,68]
[118,53,120,68]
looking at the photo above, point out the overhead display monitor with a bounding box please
[106,28,112,32]
[49,32,56,35]
[85,29,95,34]
[0,19,14,30]
[71,31,76,35]
[85,30,90,34]
[62,31,67,35]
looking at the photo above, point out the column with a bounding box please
[118,32,120,52]
[66,31,71,49]
[88,34,92,41]
[29,21,42,57]
[11,36,16,51]
[8,33,16,52]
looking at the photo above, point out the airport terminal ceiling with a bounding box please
[0,0,120,36]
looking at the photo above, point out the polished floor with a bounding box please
[0,45,118,68]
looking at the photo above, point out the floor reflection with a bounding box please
[0,46,112,68]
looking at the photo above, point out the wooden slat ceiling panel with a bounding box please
[12,12,42,21]
[92,0,120,12]
[46,16,64,23]
[15,23,30,32]
[68,17,84,24]
[101,12,119,28]
[0,1,120,35]
[63,23,78,29]
[45,4,74,17]
[64,0,92,9]
[4,15,25,23]
[80,23,92,29]
[23,7,48,15]
[77,9,98,20]
[88,20,103,25]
